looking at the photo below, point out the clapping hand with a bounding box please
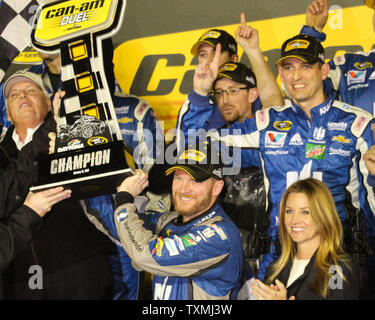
[251,279,295,300]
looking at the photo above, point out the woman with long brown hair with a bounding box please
[251,178,360,300]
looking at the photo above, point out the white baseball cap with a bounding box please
[3,70,50,99]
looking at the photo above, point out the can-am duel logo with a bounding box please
[44,0,104,26]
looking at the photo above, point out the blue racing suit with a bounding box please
[301,25,375,116]
[105,191,245,300]
[176,90,261,144]
[0,82,10,128]
[209,97,375,281]
[176,90,262,168]
[84,92,165,300]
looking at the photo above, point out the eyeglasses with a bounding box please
[211,87,250,97]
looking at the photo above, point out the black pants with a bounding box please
[4,252,113,300]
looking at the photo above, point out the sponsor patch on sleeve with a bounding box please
[116,209,128,223]
[164,238,180,256]
[209,224,228,240]
[152,237,164,257]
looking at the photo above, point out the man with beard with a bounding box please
[176,12,283,142]
[96,142,245,300]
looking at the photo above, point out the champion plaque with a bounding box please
[29,0,134,199]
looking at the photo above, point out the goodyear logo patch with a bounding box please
[179,150,206,162]
[273,120,292,131]
[332,135,351,144]
[285,39,310,51]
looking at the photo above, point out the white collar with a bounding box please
[12,123,42,150]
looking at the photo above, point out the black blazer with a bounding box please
[265,252,360,300]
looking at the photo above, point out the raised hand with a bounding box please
[235,12,260,52]
[193,43,221,96]
[52,90,65,121]
[306,0,329,32]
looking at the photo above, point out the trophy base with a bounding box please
[30,141,134,199]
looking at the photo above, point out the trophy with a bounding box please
[29,0,135,199]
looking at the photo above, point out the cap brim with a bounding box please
[4,76,34,98]
[276,55,317,66]
[191,40,215,55]
[217,72,235,81]
[215,72,254,88]
[3,74,47,98]
[165,165,211,182]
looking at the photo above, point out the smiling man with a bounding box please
[99,142,246,300]
[0,69,114,300]
[177,12,283,140]
[301,0,375,116]
[209,34,375,297]
[3,71,51,150]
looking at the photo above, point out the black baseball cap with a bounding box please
[365,0,375,8]
[214,62,257,88]
[165,142,223,182]
[276,34,325,66]
[191,29,237,56]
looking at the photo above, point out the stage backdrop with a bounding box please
[7,0,374,141]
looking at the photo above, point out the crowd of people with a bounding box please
[1,0,375,300]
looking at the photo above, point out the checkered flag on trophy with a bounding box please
[29,0,134,198]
